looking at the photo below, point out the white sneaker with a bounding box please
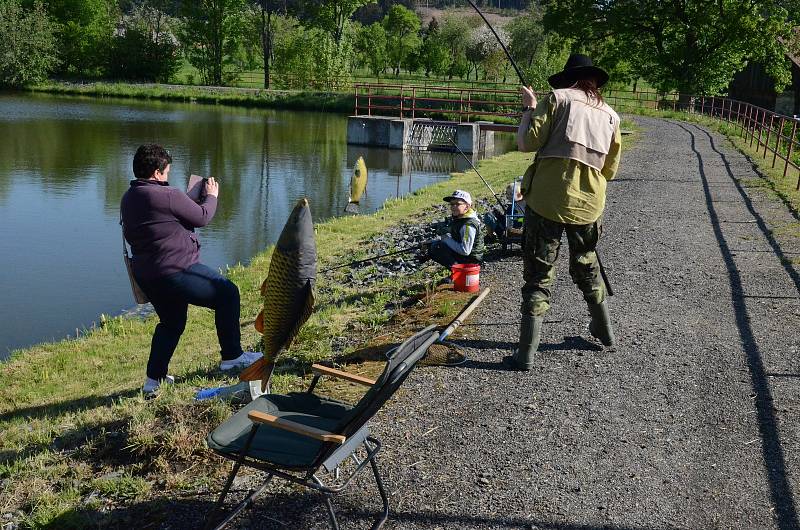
[142,375,175,396]
[219,351,263,371]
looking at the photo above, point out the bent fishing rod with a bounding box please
[465,0,528,87]
[464,0,614,297]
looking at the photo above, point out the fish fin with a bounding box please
[238,358,264,381]
[345,202,359,214]
[260,277,268,296]
[260,364,275,392]
[254,310,264,333]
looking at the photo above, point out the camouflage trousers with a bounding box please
[521,207,605,317]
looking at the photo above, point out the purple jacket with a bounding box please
[120,179,218,281]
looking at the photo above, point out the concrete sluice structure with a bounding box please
[347,115,495,155]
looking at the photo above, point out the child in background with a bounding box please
[418,190,484,268]
[484,180,525,241]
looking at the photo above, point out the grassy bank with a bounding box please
[26,81,355,113]
[0,150,531,529]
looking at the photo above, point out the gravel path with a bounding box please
[209,116,800,530]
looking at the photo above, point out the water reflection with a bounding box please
[0,92,512,355]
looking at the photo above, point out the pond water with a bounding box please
[0,93,513,356]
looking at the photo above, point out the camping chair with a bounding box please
[501,176,525,252]
[204,325,440,530]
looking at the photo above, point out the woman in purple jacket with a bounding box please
[120,144,262,395]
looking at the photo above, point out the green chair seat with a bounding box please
[207,392,353,469]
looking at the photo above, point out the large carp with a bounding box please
[239,198,317,389]
[345,156,368,214]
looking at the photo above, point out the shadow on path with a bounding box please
[678,122,799,529]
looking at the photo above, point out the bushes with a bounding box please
[106,28,180,82]
[0,0,58,87]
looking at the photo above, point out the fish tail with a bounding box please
[345,202,360,214]
[238,358,265,381]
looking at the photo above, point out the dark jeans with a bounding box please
[429,240,480,269]
[521,207,604,316]
[138,263,243,380]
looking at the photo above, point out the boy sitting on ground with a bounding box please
[418,190,484,268]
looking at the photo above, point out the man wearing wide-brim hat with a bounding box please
[506,53,622,370]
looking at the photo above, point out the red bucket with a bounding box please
[451,263,481,292]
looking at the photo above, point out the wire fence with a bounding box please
[353,83,800,188]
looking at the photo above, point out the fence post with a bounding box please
[773,117,784,168]
[354,84,359,116]
[786,119,797,179]
[412,87,416,120]
[368,85,372,117]
[750,107,758,147]
[737,102,743,136]
[764,114,774,159]
[399,85,404,119]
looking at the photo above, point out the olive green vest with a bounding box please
[450,215,484,261]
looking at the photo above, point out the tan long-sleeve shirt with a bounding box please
[518,92,622,225]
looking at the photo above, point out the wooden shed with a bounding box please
[728,46,800,116]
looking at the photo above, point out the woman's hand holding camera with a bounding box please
[204,177,219,198]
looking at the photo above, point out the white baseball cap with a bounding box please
[443,190,472,205]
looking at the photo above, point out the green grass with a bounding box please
[0,149,531,529]
[25,81,355,113]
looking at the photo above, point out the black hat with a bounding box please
[547,53,609,89]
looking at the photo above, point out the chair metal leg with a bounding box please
[313,475,340,530]
[369,457,390,530]
[322,494,341,530]
[204,426,260,530]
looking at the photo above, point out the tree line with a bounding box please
[0,0,798,97]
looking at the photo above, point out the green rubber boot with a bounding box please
[588,301,616,347]
[503,315,543,370]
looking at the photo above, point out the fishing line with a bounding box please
[448,137,506,209]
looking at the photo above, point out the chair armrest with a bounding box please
[311,364,376,387]
[247,411,346,445]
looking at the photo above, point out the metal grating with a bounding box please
[407,122,457,151]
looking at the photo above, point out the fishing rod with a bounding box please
[448,137,506,210]
[464,0,615,297]
[321,243,428,273]
[465,0,527,88]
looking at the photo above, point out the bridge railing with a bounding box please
[354,83,800,188]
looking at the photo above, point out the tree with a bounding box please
[45,0,117,76]
[438,15,478,79]
[382,4,420,76]
[303,0,375,45]
[271,16,354,89]
[354,22,389,76]
[107,1,180,82]
[418,18,450,77]
[543,0,794,95]
[507,9,571,89]
[0,0,58,86]
[180,0,247,86]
